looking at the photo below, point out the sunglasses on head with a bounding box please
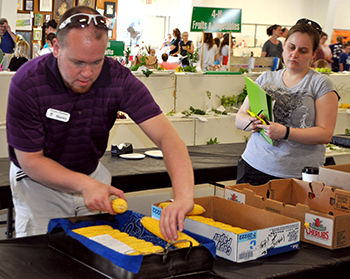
[296,18,322,34]
[58,13,109,32]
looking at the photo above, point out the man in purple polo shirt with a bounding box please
[6,6,194,240]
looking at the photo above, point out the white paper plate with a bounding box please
[119,153,145,159]
[145,150,163,158]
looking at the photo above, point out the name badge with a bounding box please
[46,108,70,122]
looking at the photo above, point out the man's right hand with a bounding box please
[81,180,126,215]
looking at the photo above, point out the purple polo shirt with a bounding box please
[7,54,162,175]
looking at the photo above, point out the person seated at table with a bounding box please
[149,48,156,56]
[235,19,338,185]
[171,31,194,66]
[7,6,195,239]
[7,40,29,71]
[314,59,329,71]
[159,33,172,53]
[158,53,179,70]
[39,33,56,56]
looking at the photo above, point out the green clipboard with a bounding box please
[244,76,273,145]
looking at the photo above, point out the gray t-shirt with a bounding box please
[242,68,337,178]
[262,40,283,69]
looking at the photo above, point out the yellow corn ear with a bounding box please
[187,216,249,234]
[158,202,206,216]
[140,217,199,248]
[112,198,128,214]
[72,225,114,237]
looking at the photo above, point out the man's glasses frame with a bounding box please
[58,13,109,32]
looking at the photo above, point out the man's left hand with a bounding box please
[159,198,194,241]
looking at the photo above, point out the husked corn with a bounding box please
[72,225,114,237]
[158,202,206,216]
[141,217,199,248]
[187,216,249,234]
[73,225,163,255]
[108,229,162,255]
[112,198,128,214]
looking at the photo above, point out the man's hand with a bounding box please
[81,180,126,215]
[159,198,194,241]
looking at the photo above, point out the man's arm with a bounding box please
[138,113,195,241]
[6,24,16,42]
[14,149,125,214]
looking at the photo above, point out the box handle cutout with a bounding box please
[330,197,335,206]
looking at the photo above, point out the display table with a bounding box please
[1,234,349,279]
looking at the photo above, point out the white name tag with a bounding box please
[46,108,70,122]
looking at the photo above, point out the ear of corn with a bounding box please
[158,202,206,216]
[73,225,163,255]
[140,217,199,248]
[187,216,249,234]
[112,198,128,214]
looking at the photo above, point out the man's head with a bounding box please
[0,18,8,36]
[344,43,350,54]
[53,6,109,94]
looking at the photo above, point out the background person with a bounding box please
[261,24,283,70]
[7,6,194,240]
[39,33,56,56]
[42,19,58,49]
[159,33,172,53]
[235,21,338,185]
[329,35,343,72]
[7,40,29,71]
[199,33,217,70]
[172,31,194,66]
[0,18,16,70]
[339,42,350,72]
[169,28,181,57]
[316,32,332,69]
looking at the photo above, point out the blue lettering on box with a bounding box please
[213,233,232,256]
[152,206,162,219]
[238,231,257,242]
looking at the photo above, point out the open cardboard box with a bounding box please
[319,164,350,191]
[152,196,300,263]
[224,179,350,250]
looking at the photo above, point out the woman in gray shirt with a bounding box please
[261,24,283,70]
[235,21,338,185]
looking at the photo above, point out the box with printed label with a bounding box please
[224,178,350,249]
[152,196,300,263]
[319,164,350,192]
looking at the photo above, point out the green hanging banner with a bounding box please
[105,40,125,57]
[190,7,242,33]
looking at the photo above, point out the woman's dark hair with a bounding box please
[44,19,58,30]
[266,24,281,36]
[204,33,214,50]
[173,28,181,39]
[161,53,168,62]
[219,33,229,54]
[214,37,220,48]
[47,33,57,45]
[286,23,320,52]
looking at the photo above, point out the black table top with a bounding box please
[1,234,349,279]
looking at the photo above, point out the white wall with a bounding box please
[0,0,17,30]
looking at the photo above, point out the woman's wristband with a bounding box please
[283,126,290,140]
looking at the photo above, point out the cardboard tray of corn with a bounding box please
[48,211,215,279]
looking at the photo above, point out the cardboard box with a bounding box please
[224,179,350,250]
[152,196,300,263]
[319,164,350,191]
